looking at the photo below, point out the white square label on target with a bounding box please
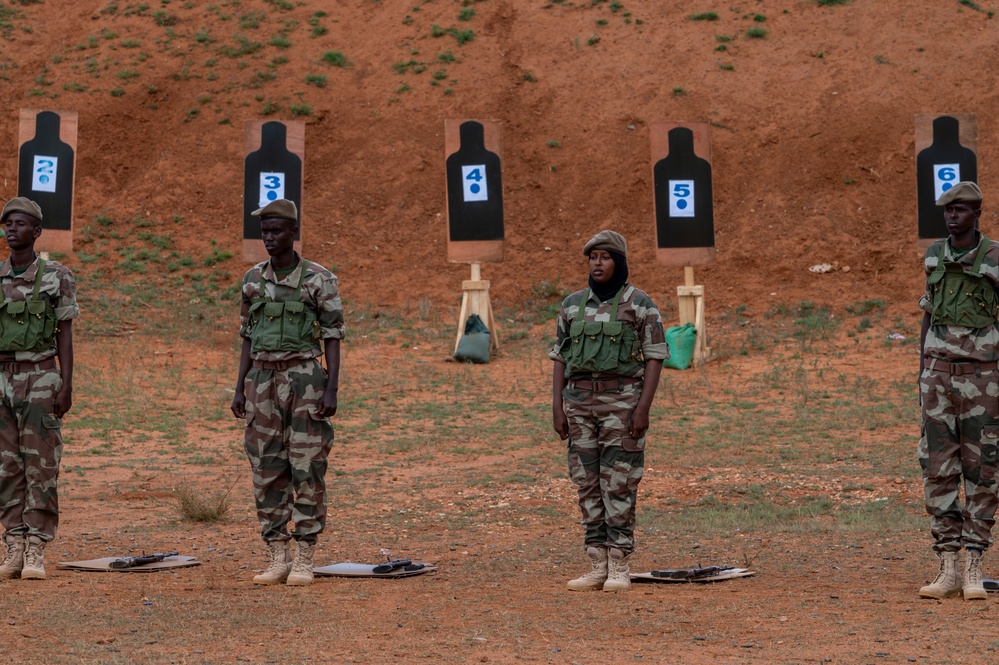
[668,179,695,217]
[461,164,488,202]
[933,164,960,202]
[31,155,58,193]
[259,172,285,207]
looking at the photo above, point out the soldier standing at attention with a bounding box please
[550,230,668,592]
[230,199,343,586]
[0,198,78,581]
[918,181,999,601]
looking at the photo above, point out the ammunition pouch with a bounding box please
[929,238,999,328]
[561,287,643,375]
[246,260,321,352]
[0,260,57,352]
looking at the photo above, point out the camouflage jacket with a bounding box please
[549,283,669,379]
[239,255,345,362]
[0,254,79,362]
[920,233,999,362]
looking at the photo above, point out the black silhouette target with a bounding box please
[446,121,504,242]
[243,121,302,240]
[917,116,978,241]
[653,127,714,249]
[17,111,75,231]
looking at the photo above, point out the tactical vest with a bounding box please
[0,259,57,352]
[561,287,643,375]
[928,238,999,329]
[246,261,321,353]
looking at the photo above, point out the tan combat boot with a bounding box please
[252,540,291,585]
[20,536,46,580]
[567,546,608,592]
[919,551,962,599]
[963,549,988,600]
[603,547,631,592]
[285,540,315,586]
[0,534,25,579]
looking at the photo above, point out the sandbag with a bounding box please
[663,323,696,370]
[454,314,491,363]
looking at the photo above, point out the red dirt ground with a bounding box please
[1,1,999,664]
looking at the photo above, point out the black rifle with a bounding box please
[108,551,179,570]
[372,558,412,574]
[651,565,735,580]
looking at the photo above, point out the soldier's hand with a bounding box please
[316,389,338,418]
[553,411,569,440]
[231,391,246,419]
[54,386,72,419]
[630,407,650,439]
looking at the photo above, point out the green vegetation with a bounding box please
[322,50,348,67]
[690,12,719,21]
[305,73,327,87]
[746,26,767,38]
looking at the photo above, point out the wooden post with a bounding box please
[454,262,500,354]
[676,266,711,366]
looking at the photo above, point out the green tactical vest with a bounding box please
[928,237,999,328]
[560,287,643,375]
[0,259,57,352]
[246,260,321,353]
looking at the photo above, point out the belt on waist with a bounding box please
[252,358,315,371]
[925,358,999,375]
[569,376,642,392]
[0,358,58,373]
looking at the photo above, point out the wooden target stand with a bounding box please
[650,121,716,368]
[445,119,504,354]
[677,266,711,366]
[453,261,499,354]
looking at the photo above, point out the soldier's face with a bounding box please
[260,217,297,256]
[944,201,981,238]
[2,213,42,251]
[588,250,615,284]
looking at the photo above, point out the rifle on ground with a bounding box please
[650,565,735,580]
[108,551,179,570]
[372,558,426,574]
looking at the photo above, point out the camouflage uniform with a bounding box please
[550,285,668,553]
[919,233,999,553]
[0,257,78,542]
[240,257,344,544]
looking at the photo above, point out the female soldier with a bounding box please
[550,230,668,592]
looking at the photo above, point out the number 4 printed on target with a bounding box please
[462,165,488,202]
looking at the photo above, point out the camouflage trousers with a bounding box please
[244,359,334,545]
[0,365,64,542]
[563,381,645,554]
[919,364,999,553]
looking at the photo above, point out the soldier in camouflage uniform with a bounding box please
[230,199,343,587]
[0,198,78,581]
[917,181,999,601]
[550,230,668,592]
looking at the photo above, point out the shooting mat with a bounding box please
[631,568,755,583]
[313,562,437,578]
[57,556,201,572]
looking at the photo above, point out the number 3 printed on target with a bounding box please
[462,164,488,202]
[258,172,285,207]
[669,179,694,218]
[31,155,58,193]
[934,164,959,201]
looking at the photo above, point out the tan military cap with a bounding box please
[252,198,298,221]
[0,197,42,222]
[582,230,627,257]
[936,181,983,206]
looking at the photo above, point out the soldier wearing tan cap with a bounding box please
[917,181,999,600]
[549,230,669,592]
[230,199,344,587]
[0,197,79,581]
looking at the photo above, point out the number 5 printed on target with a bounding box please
[669,180,694,217]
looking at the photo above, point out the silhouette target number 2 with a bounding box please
[18,110,76,232]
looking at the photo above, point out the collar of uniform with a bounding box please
[0,253,40,280]
[587,283,634,304]
[262,253,303,285]
[945,231,984,259]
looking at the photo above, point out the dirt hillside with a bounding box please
[1,1,996,312]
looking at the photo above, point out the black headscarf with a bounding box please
[588,250,629,302]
